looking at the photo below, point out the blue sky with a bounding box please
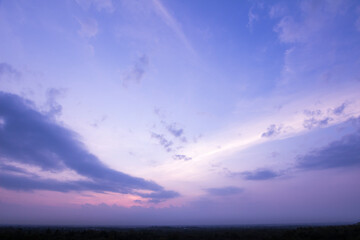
[1,0,360,225]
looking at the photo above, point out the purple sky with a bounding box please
[1,0,360,225]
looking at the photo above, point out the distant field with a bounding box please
[1,223,360,240]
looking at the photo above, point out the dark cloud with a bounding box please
[172,154,192,161]
[303,117,332,129]
[240,169,280,180]
[0,172,117,193]
[333,103,347,116]
[166,123,183,137]
[297,130,360,170]
[122,54,149,87]
[0,91,178,202]
[261,124,282,138]
[225,168,281,181]
[206,186,243,196]
[153,109,188,144]
[0,63,21,80]
[164,122,187,142]
[150,132,173,152]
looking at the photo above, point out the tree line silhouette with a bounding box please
[0,223,359,240]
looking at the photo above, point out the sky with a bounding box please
[0,0,360,226]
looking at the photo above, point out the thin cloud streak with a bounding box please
[152,0,196,56]
[162,96,360,180]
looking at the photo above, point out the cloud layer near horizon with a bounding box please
[297,128,360,170]
[0,91,179,203]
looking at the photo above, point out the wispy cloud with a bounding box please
[302,102,348,129]
[77,18,98,38]
[0,62,21,80]
[269,3,286,19]
[166,123,183,137]
[91,115,107,128]
[303,109,322,117]
[44,88,66,118]
[173,154,192,161]
[122,54,149,87]
[151,132,173,152]
[261,124,282,138]
[272,0,357,87]
[303,117,332,130]
[356,5,360,32]
[188,94,360,170]
[152,0,196,56]
[273,0,349,44]
[247,5,259,31]
[154,111,188,143]
[333,102,347,116]
[165,122,187,142]
[76,0,114,13]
